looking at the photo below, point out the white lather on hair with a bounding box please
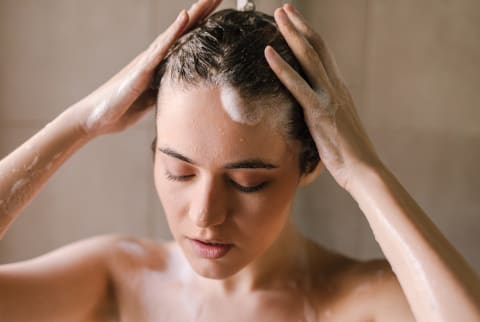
[237,0,255,11]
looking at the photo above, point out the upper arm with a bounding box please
[369,260,416,322]
[0,235,119,322]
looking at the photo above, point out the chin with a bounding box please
[188,255,244,280]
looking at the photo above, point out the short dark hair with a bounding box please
[153,9,319,174]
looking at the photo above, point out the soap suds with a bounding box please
[86,68,143,131]
[307,88,341,166]
[25,155,39,171]
[220,86,264,126]
[10,178,28,195]
[52,152,62,160]
[316,88,332,111]
[85,100,109,130]
[219,86,289,129]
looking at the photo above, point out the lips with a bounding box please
[188,238,234,259]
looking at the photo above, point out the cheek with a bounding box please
[234,174,298,240]
[153,163,186,226]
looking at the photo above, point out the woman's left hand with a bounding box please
[265,4,383,192]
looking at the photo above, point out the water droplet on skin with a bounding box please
[375,269,386,281]
[287,280,299,289]
[302,295,317,322]
[353,282,371,297]
[117,240,146,257]
[322,309,332,318]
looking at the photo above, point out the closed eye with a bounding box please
[227,179,269,193]
[164,172,269,193]
[164,172,194,181]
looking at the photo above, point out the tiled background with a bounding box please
[1,0,479,273]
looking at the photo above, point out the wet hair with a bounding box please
[152,9,319,174]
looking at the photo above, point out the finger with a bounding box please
[197,0,222,22]
[282,4,343,85]
[130,88,157,113]
[111,9,188,92]
[265,46,330,115]
[144,10,189,69]
[265,46,343,168]
[185,0,217,30]
[274,8,331,91]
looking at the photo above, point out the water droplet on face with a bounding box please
[322,309,332,318]
[287,280,299,289]
[376,269,385,278]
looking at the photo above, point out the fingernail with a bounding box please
[276,8,288,23]
[265,46,279,60]
[284,3,298,14]
[189,2,198,11]
[176,10,187,23]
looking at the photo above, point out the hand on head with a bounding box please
[73,0,223,138]
[265,4,383,192]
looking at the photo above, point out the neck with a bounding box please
[198,221,312,295]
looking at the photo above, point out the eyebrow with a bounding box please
[158,147,279,170]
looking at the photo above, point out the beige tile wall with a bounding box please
[1,0,479,273]
[294,0,480,271]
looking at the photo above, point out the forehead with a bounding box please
[156,83,297,167]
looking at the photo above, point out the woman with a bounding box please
[0,1,479,321]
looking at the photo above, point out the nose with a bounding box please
[189,176,228,228]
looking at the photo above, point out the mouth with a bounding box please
[188,238,234,259]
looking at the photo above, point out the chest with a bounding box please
[113,270,373,322]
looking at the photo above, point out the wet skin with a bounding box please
[3,0,477,320]
[98,84,414,322]
[104,235,410,322]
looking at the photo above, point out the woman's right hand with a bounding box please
[73,0,222,139]
[0,0,221,237]
[0,3,221,322]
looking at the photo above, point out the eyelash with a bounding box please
[164,172,268,193]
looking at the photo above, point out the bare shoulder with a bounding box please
[343,258,416,321]
[308,246,415,322]
[101,234,171,274]
[0,234,139,322]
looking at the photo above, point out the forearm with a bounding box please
[348,164,480,322]
[0,105,91,239]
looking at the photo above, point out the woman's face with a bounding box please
[154,83,302,279]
